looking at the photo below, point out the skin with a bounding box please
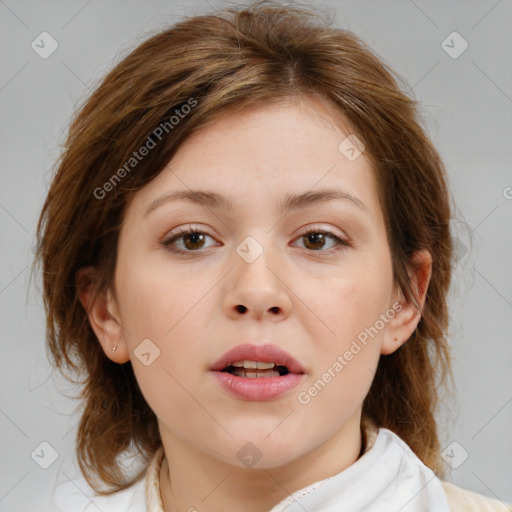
[79,97,431,512]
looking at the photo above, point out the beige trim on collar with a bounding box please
[145,444,165,512]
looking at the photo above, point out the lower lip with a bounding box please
[211,371,305,401]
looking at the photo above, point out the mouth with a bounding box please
[221,361,291,378]
[209,343,306,401]
[210,342,305,376]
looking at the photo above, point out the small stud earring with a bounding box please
[112,345,118,354]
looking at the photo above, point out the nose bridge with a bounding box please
[224,233,291,320]
[234,233,279,292]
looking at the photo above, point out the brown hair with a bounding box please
[34,0,455,494]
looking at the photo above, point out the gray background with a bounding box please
[1,0,511,510]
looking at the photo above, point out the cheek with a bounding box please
[295,265,392,349]
[114,263,213,401]
[295,287,384,421]
[115,261,211,344]
[292,258,392,407]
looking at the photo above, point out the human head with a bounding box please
[35,0,453,493]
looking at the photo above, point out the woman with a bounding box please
[35,1,510,510]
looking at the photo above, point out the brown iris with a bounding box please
[303,232,326,251]
[182,232,207,250]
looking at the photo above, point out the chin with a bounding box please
[209,435,305,470]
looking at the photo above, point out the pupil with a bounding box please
[305,233,324,250]
[185,233,204,250]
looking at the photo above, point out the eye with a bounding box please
[293,229,350,252]
[161,226,351,255]
[162,226,219,254]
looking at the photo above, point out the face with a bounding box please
[106,99,405,468]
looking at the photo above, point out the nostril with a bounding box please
[235,305,247,314]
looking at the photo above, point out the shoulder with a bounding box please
[441,481,512,512]
[49,445,165,512]
[50,477,146,511]
[49,461,147,511]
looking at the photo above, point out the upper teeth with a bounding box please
[231,360,276,369]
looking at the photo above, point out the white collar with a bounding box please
[146,420,450,512]
[50,420,451,511]
[266,427,450,511]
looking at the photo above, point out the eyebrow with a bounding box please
[143,188,368,217]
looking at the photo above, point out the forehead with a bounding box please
[127,98,381,219]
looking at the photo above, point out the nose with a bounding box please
[222,244,292,322]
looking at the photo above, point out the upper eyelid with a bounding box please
[164,224,346,240]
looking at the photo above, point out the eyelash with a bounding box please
[161,226,351,255]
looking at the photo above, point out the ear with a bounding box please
[75,267,130,363]
[381,249,432,356]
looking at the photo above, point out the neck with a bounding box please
[159,411,364,512]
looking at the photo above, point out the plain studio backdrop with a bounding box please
[0,1,511,511]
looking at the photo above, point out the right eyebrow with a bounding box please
[144,190,233,217]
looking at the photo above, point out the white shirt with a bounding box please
[50,422,510,511]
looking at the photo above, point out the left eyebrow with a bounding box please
[143,188,368,217]
[278,189,368,215]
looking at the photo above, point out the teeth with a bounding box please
[231,360,276,369]
[231,368,280,378]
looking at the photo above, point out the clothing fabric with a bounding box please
[50,420,511,511]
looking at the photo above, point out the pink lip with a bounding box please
[209,343,306,402]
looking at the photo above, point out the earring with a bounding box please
[112,345,118,354]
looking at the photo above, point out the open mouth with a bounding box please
[211,344,305,400]
[222,361,291,378]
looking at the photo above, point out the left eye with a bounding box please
[293,230,349,252]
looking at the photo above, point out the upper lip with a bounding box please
[210,343,305,374]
